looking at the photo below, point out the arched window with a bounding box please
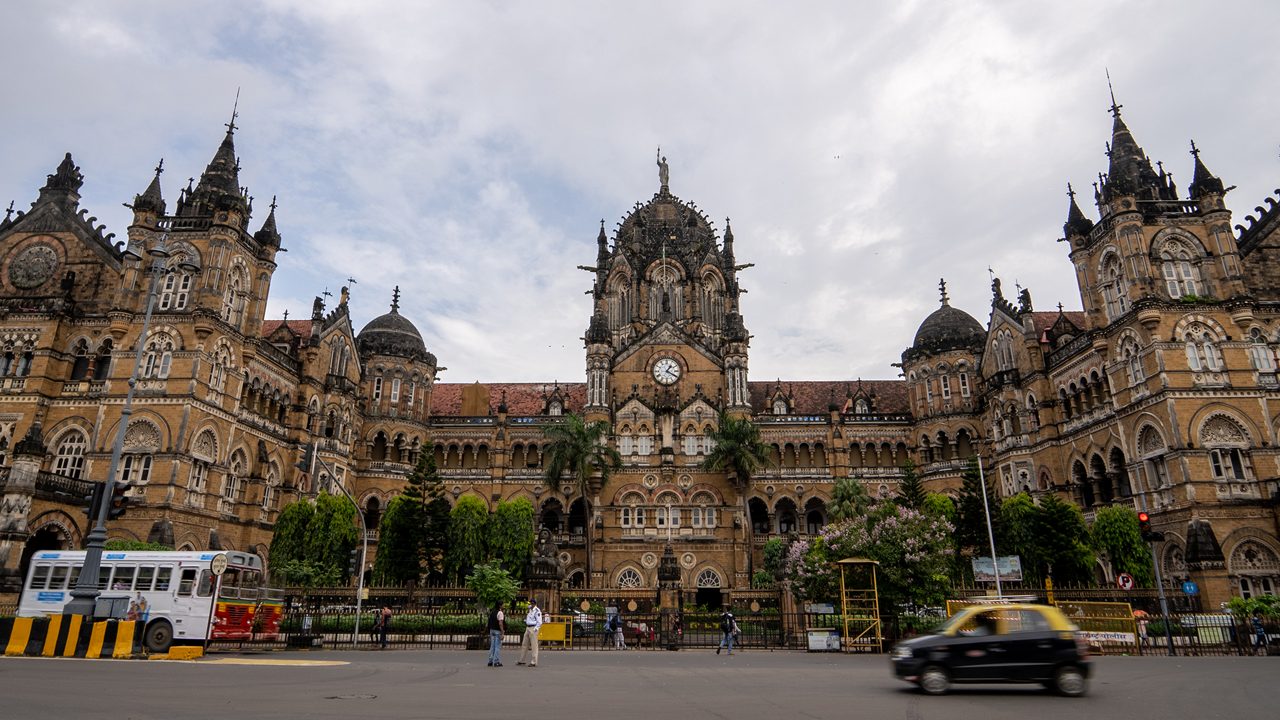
[1122,339,1144,386]
[1101,253,1129,319]
[142,331,175,379]
[1159,240,1203,298]
[1201,416,1251,482]
[69,340,90,380]
[696,568,722,588]
[93,339,113,381]
[617,568,644,588]
[159,271,193,311]
[222,451,246,511]
[1184,325,1222,372]
[1138,425,1170,492]
[1249,328,1276,375]
[53,430,87,479]
[223,266,248,327]
[772,399,787,415]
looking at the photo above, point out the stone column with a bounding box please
[0,425,45,594]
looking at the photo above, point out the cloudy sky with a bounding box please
[3,1,1278,385]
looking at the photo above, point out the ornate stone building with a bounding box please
[1,104,1277,607]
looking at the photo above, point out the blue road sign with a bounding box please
[1182,580,1199,595]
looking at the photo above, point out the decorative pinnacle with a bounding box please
[154,158,164,177]
[1067,183,1076,201]
[391,285,401,312]
[1189,139,1200,158]
[1106,68,1122,118]
[269,195,278,213]
[938,278,949,305]
[226,88,240,133]
[282,309,289,322]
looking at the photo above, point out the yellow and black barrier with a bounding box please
[2,615,143,659]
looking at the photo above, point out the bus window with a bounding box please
[155,567,173,592]
[29,564,51,590]
[112,566,136,590]
[177,568,197,596]
[97,566,112,590]
[49,565,70,590]
[69,566,82,588]
[197,570,214,597]
[135,566,156,592]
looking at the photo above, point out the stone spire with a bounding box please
[390,285,401,313]
[1063,183,1094,238]
[130,159,167,216]
[253,195,282,246]
[596,219,609,265]
[1187,140,1225,199]
[1101,80,1163,201]
[183,107,248,219]
[723,217,735,264]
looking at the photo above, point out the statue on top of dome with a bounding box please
[657,147,669,189]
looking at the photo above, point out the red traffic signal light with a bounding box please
[1137,511,1162,541]
[1137,511,1150,524]
[107,482,131,519]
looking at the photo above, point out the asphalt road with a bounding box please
[0,648,1273,720]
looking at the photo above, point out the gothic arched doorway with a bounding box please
[19,525,69,596]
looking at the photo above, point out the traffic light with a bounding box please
[1138,511,1165,542]
[82,483,105,518]
[347,547,361,577]
[295,443,315,474]
[107,483,131,519]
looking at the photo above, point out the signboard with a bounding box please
[1116,573,1135,590]
[210,553,229,576]
[804,603,835,614]
[971,555,1023,582]
[1080,630,1136,645]
[1182,581,1199,596]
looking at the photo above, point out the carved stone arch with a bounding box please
[27,510,83,549]
[1095,244,1124,275]
[45,417,93,448]
[1195,410,1253,447]
[190,426,220,462]
[123,419,162,453]
[1150,227,1208,256]
[693,562,728,588]
[143,323,185,351]
[174,531,203,552]
[614,564,646,589]
[1172,313,1227,340]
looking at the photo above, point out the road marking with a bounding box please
[203,658,350,667]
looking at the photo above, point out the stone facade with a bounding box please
[0,106,1277,606]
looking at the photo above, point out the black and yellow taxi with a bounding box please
[890,603,1091,696]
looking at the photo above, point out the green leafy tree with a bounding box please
[955,458,997,554]
[372,495,422,586]
[465,562,520,612]
[1036,494,1096,585]
[895,459,926,510]
[488,497,535,578]
[1090,505,1154,586]
[922,492,956,524]
[445,495,490,584]
[828,477,872,523]
[269,499,315,572]
[305,493,359,583]
[104,539,172,551]
[403,443,452,580]
[761,537,789,581]
[543,412,622,588]
[998,493,1046,583]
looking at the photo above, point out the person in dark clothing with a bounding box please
[373,606,392,649]
[487,602,505,666]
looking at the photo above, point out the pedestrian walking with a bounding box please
[716,610,735,655]
[487,601,505,666]
[518,598,544,667]
[373,605,392,649]
[612,612,627,650]
[1251,611,1268,655]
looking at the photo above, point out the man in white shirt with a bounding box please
[517,598,544,667]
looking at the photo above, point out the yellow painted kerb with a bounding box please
[5,617,33,656]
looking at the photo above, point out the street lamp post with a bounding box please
[66,231,200,616]
[975,458,1003,598]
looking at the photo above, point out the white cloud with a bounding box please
[3,0,1279,384]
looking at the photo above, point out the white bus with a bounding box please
[19,550,282,652]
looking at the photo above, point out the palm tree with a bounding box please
[701,411,773,576]
[543,412,622,589]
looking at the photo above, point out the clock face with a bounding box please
[653,357,681,385]
[8,243,59,289]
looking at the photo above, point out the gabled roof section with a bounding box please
[0,153,122,260]
[261,319,314,343]
[430,382,588,417]
[613,320,722,367]
[747,379,909,416]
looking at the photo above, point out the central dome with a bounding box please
[904,284,985,362]
[356,289,434,363]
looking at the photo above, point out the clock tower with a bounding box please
[581,153,752,434]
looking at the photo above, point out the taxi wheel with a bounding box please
[144,620,174,653]
[918,665,951,695]
[1053,665,1087,697]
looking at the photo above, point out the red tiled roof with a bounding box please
[427,379,909,417]
[430,382,587,416]
[1030,311,1086,334]
[748,379,909,415]
[261,319,314,342]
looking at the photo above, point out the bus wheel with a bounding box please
[144,620,174,653]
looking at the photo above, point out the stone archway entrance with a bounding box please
[18,525,69,592]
